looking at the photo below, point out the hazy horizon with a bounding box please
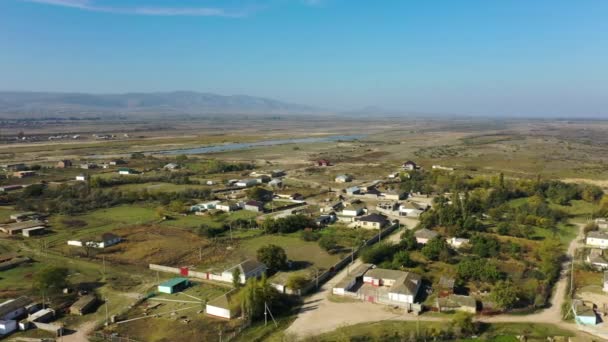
[1,0,608,117]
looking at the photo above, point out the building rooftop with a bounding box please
[159,277,189,288]
[357,213,389,224]
[438,294,477,309]
[389,272,422,295]
[0,296,32,318]
[414,228,439,239]
[588,231,608,239]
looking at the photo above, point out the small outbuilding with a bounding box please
[69,295,97,315]
[158,278,190,294]
[206,290,237,319]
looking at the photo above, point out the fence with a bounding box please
[149,264,230,284]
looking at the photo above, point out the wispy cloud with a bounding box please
[21,0,247,17]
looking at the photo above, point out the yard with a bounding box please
[105,282,237,342]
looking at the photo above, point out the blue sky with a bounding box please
[1,0,607,116]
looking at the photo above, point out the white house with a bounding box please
[340,204,365,217]
[448,237,470,249]
[352,213,390,230]
[399,201,427,217]
[332,263,373,296]
[75,175,88,182]
[163,163,180,171]
[586,231,608,249]
[586,249,608,269]
[402,161,418,171]
[595,218,608,230]
[346,186,361,195]
[221,259,267,284]
[67,233,122,249]
[363,268,421,304]
[216,202,241,212]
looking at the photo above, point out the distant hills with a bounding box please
[0,91,317,118]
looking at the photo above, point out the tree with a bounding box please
[451,312,477,336]
[236,275,281,321]
[257,244,288,271]
[392,250,414,268]
[286,274,308,291]
[232,267,242,288]
[360,243,396,264]
[246,187,273,202]
[399,229,418,250]
[318,234,338,252]
[33,266,69,295]
[490,280,518,310]
[421,237,451,262]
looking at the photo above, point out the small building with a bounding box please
[206,290,237,319]
[414,229,439,245]
[380,189,406,201]
[448,237,470,249]
[67,233,122,249]
[109,159,127,166]
[28,308,55,323]
[402,161,418,171]
[158,278,190,294]
[353,213,390,230]
[346,186,361,195]
[0,185,23,192]
[341,203,365,217]
[1,163,26,171]
[586,231,608,249]
[236,179,258,188]
[0,221,46,236]
[437,276,455,297]
[118,167,139,175]
[13,171,36,178]
[0,320,17,335]
[164,163,181,171]
[56,160,72,168]
[269,178,283,188]
[317,159,331,167]
[595,218,608,230]
[244,200,264,213]
[335,174,353,183]
[388,172,400,179]
[80,163,98,170]
[69,295,97,315]
[0,297,31,320]
[22,226,46,237]
[216,201,241,212]
[399,201,427,217]
[437,295,477,314]
[190,201,220,212]
[586,248,608,269]
[75,174,88,182]
[9,212,38,222]
[332,263,373,296]
[222,259,267,284]
[432,165,455,171]
[315,214,336,227]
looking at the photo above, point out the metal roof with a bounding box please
[159,277,189,288]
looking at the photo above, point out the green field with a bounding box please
[48,205,158,244]
[239,234,341,272]
[115,182,210,193]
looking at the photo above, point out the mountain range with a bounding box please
[0,91,317,118]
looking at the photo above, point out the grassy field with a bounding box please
[106,282,235,342]
[239,234,341,271]
[115,182,211,193]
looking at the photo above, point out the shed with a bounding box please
[0,320,17,335]
[158,278,190,294]
[206,290,237,319]
[22,226,46,237]
[0,297,31,320]
[69,295,97,315]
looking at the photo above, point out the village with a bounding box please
[1,142,608,342]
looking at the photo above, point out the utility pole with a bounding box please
[105,297,109,326]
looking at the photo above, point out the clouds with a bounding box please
[20,0,247,17]
[20,0,326,17]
